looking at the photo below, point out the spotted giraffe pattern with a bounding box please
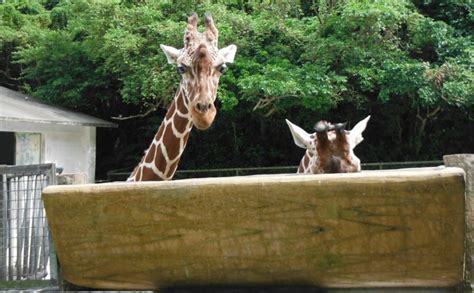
[127,14,237,182]
[297,151,315,174]
[287,116,370,175]
[297,130,359,174]
[127,87,193,181]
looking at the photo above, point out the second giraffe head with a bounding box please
[160,13,237,130]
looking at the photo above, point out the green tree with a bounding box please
[1,0,472,178]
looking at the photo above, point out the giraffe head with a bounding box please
[286,116,370,174]
[160,13,237,130]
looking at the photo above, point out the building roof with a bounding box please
[0,86,117,128]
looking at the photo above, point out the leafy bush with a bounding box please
[1,0,472,178]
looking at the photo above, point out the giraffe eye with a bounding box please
[177,64,187,74]
[218,64,228,73]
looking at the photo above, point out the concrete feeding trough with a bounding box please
[42,155,473,290]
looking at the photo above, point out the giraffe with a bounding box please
[286,115,370,174]
[127,13,237,181]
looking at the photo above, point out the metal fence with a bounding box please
[0,164,58,290]
[107,160,444,181]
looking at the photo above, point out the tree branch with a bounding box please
[427,106,441,119]
[253,96,282,111]
[0,79,18,88]
[0,69,19,81]
[111,99,165,120]
[316,13,324,25]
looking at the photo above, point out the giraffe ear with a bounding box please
[349,115,371,147]
[286,119,312,150]
[218,44,237,64]
[160,44,182,64]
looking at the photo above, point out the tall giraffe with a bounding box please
[286,116,370,174]
[128,13,237,181]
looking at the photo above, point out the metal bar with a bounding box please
[22,176,30,279]
[5,177,11,281]
[39,177,47,278]
[25,175,34,279]
[16,175,25,280]
[177,166,298,174]
[29,177,39,280]
[0,164,55,178]
[47,164,58,284]
[8,178,14,281]
[1,174,7,279]
[23,175,30,278]
[29,175,37,279]
[13,178,18,280]
[0,163,57,288]
[108,160,445,180]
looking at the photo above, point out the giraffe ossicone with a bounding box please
[286,115,370,174]
[128,13,237,182]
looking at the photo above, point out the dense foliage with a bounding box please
[1,0,472,179]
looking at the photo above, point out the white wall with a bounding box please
[43,127,96,183]
[0,121,97,183]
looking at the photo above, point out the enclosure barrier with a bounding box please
[0,164,58,290]
[41,155,472,291]
[107,160,444,181]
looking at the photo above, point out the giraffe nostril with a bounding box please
[196,102,210,113]
[200,103,205,112]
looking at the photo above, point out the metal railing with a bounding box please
[0,164,58,290]
[107,160,444,181]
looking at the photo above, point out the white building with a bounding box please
[0,86,116,183]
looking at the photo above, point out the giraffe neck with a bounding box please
[298,150,313,174]
[128,85,193,181]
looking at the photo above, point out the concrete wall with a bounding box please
[0,121,96,183]
[43,127,96,183]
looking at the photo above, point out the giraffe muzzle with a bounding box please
[191,101,216,130]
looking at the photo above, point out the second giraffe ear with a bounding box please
[218,44,237,64]
[349,115,371,147]
[160,44,182,64]
[285,119,313,150]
